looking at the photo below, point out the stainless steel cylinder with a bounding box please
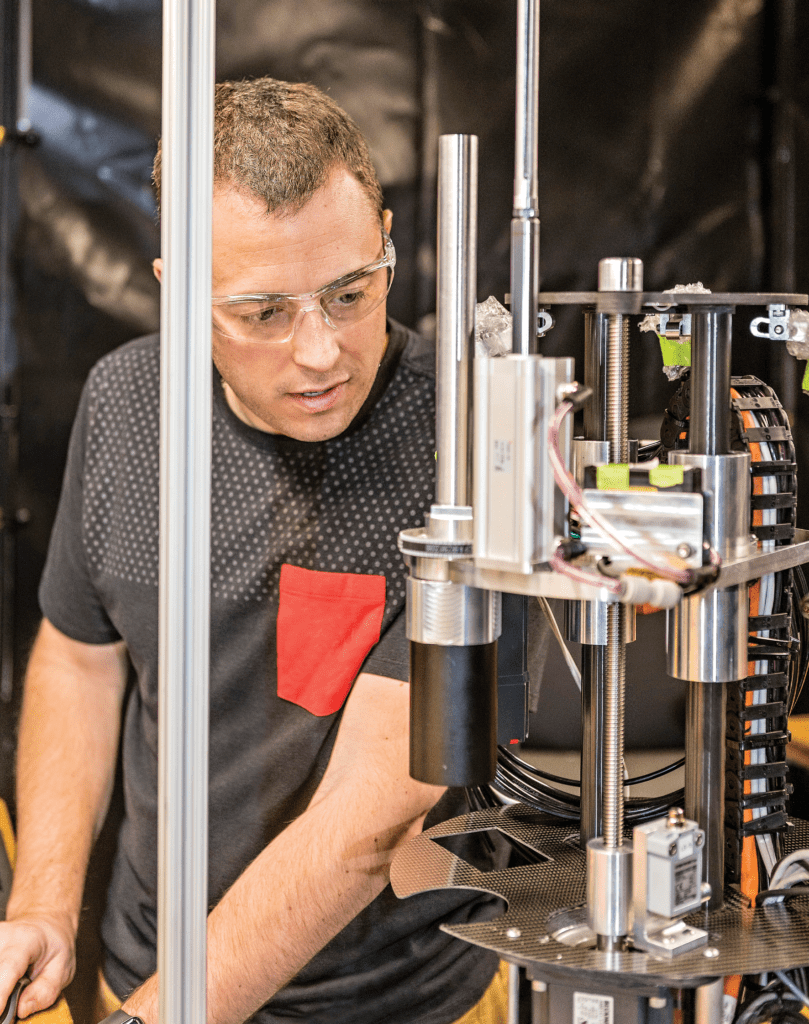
[690,309,733,456]
[668,451,752,559]
[510,219,540,355]
[586,839,633,947]
[406,578,500,646]
[571,438,610,486]
[436,134,477,508]
[565,600,636,645]
[685,679,727,909]
[667,584,748,683]
[694,978,724,1024]
[597,257,643,293]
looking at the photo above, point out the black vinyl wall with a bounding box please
[1,0,808,783]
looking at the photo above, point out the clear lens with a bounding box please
[212,233,395,344]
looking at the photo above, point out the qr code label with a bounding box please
[574,992,614,1024]
[674,857,698,908]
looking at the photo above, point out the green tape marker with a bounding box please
[802,362,809,394]
[596,464,630,491]
[658,333,692,368]
[649,464,684,488]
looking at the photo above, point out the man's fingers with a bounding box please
[17,972,62,1020]
[0,960,33,1020]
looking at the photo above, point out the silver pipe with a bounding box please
[507,964,520,1024]
[435,134,477,509]
[510,0,540,355]
[157,0,214,1017]
[16,0,32,131]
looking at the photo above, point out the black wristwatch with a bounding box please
[100,1012,145,1024]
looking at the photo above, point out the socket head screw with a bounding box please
[703,947,720,958]
[506,927,522,939]
[669,842,678,857]
[676,543,693,559]
[695,832,704,847]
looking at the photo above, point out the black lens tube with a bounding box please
[410,640,498,786]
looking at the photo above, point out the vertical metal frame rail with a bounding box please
[158,0,214,1018]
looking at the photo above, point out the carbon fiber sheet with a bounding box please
[390,805,809,990]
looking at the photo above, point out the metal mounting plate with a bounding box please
[390,806,809,989]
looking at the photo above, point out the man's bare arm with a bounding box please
[123,672,444,1024]
[0,619,128,1019]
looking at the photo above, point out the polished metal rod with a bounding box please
[435,134,477,509]
[690,309,732,456]
[685,679,727,909]
[510,0,540,355]
[583,311,609,441]
[158,0,214,1017]
[580,645,605,846]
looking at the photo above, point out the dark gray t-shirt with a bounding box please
[39,321,501,1024]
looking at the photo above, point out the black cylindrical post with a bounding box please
[689,309,733,456]
[410,641,498,786]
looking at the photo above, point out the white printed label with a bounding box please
[678,834,694,859]
[574,992,614,1024]
[493,439,512,473]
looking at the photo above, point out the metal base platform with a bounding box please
[390,805,809,990]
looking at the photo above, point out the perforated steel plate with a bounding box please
[390,805,809,990]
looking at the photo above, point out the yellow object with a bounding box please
[0,799,73,1024]
[452,959,509,1024]
[94,972,121,1021]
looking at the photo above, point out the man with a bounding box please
[0,80,506,1023]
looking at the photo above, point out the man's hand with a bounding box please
[0,619,128,1019]
[0,913,75,1019]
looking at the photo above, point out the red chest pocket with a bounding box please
[277,564,387,716]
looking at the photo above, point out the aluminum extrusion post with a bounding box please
[510,0,540,355]
[157,0,214,1018]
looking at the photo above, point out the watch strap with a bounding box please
[100,1011,145,1024]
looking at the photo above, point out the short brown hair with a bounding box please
[153,77,384,220]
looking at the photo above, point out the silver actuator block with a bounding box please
[473,355,573,573]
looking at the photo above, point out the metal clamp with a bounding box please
[750,303,788,340]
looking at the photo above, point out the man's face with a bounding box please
[210,169,392,441]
